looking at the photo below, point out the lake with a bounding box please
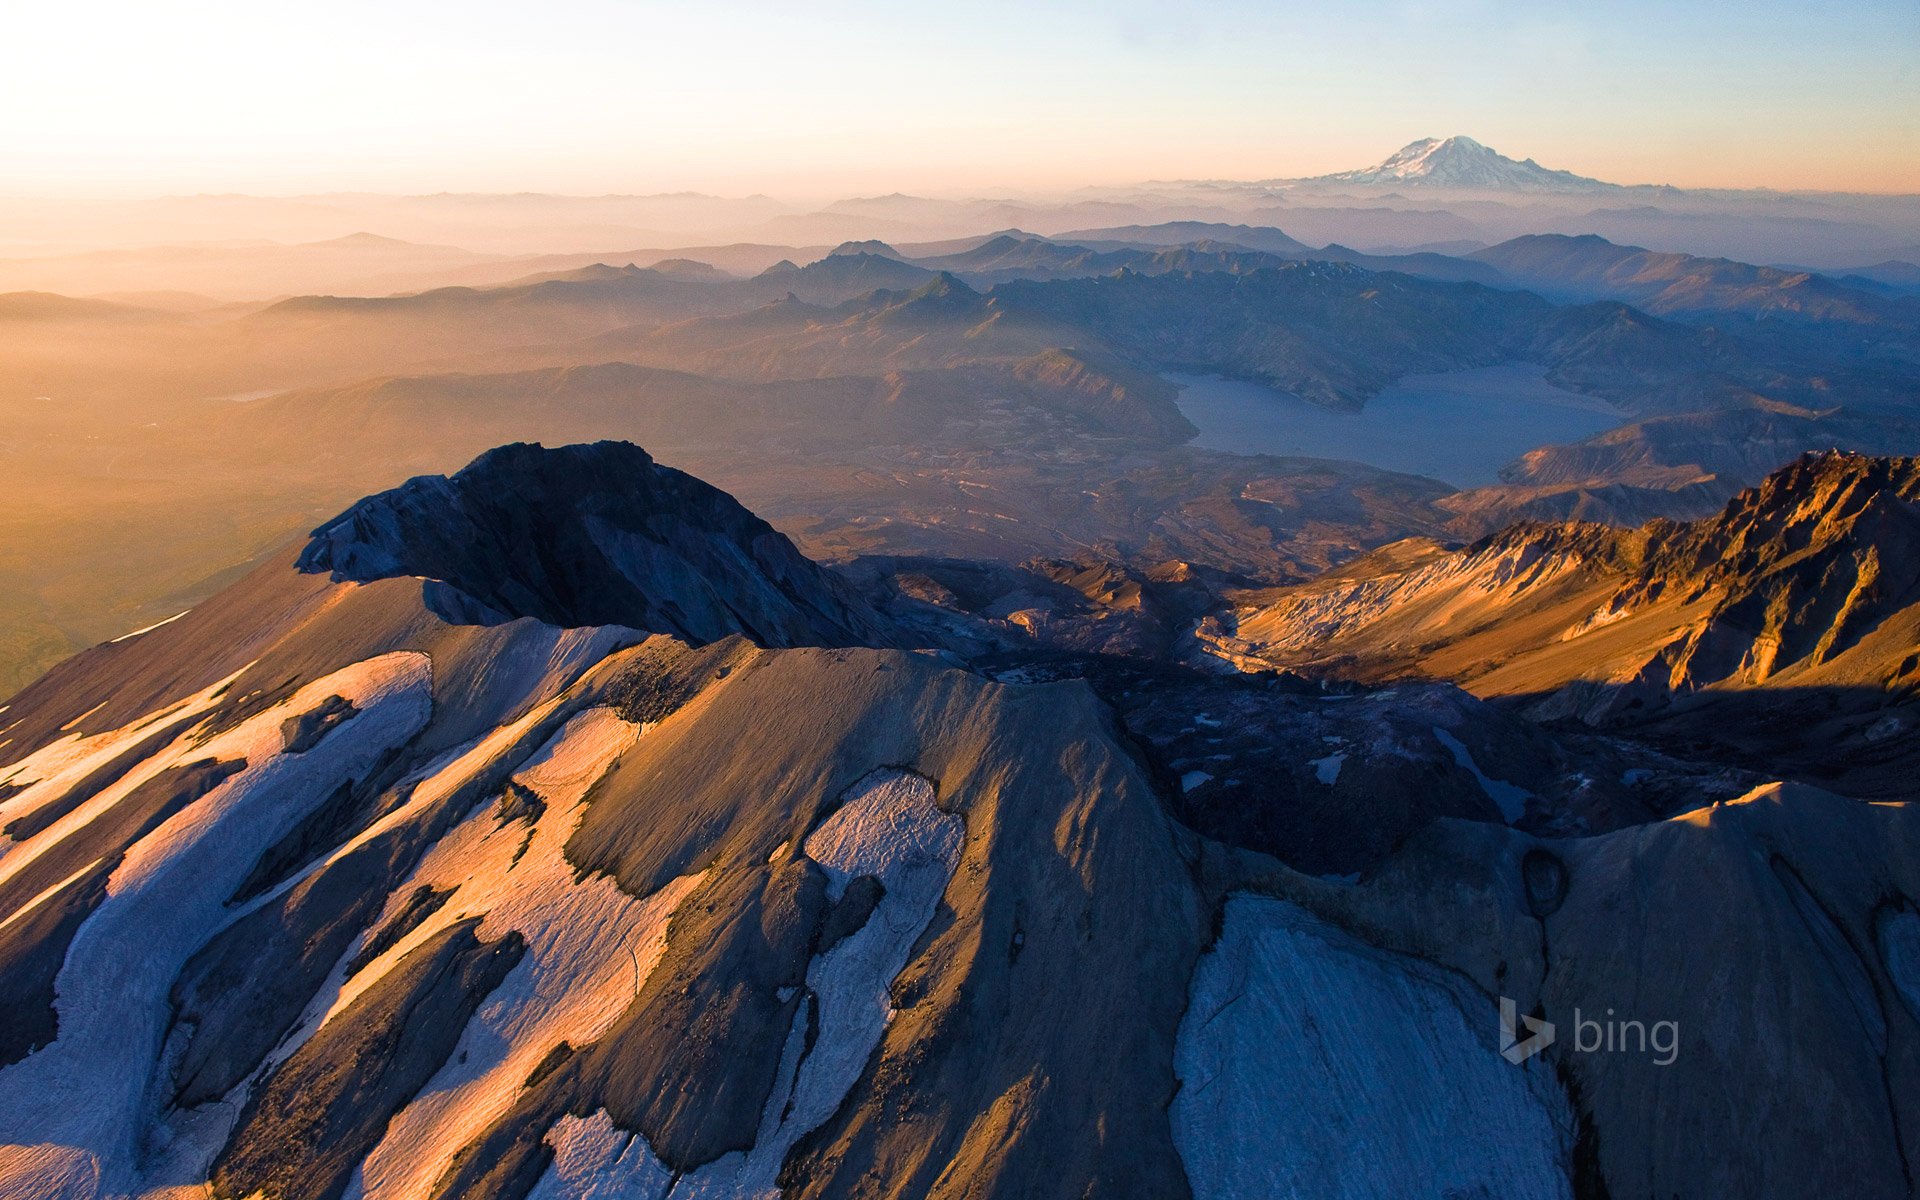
[1171,363,1624,487]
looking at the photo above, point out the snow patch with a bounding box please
[108,610,189,644]
[0,668,248,859]
[1565,602,1630,639]
[526,768,963,1200]
[355,708,703,1200]
[1432,727,1530,822]
[1173,894,1574,1200]
[229,689,589,1093]
[1309,753,1345,786]
[0,653,434,1200]
[532,1111,674,1200]
[133,666,640,1193]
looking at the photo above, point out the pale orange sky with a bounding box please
[4,0,1916,197]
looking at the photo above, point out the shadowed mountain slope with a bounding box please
[1474,233,1920,331]
[1433,401,1920,535]
[507,257,1875,415]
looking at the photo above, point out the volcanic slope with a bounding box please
[1210,450,1920,690]
[1207,451,1920,792]
[0,441,1914,1200]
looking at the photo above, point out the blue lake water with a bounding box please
[1171,364,1624,487]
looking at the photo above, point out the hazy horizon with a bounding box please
[7,0,1916,198]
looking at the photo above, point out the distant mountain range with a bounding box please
[1,138,1913,302]
[4,212,1918,695]
[1472,233,1920,327]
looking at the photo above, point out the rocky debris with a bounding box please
[1054,660,1754,873]
[849,554,1226,661]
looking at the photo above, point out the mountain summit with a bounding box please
[298,440,893,647]
[1321,136,1614,193]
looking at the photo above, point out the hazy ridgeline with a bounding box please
[4,145,1919,693]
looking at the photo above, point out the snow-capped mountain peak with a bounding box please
[1321,135,1613,193]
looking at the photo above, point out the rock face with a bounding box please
[297,440,893,648]
[1211,452,1920,699]
[0,455,1206,1200]
[1233,782,1920,1200]
[1,443,1916,1200]
[1617,450,1920,685]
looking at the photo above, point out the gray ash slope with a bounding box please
[0,441,1916,1200]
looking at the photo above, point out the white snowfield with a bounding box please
[0,632,634,1200]
[0,663,969,1200]
[350,709,703,1200]
[108,611,190,645]
[1172,893,1574,1200]
[0,652,437,1200]
[532,768,964,1200]
[0,668,249,870]
[141,690,652,1193]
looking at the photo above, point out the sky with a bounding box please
[4,0,1916,196]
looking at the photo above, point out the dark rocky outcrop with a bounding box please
[344,883,456,978]
[296,440,894,649]
[281,694,359,753]
[171,818,444,1108]
[209,919,526,1200]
